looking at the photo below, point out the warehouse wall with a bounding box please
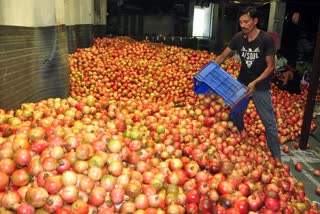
[143,15,175,36]
[0,0,107,110]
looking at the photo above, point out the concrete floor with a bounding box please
[282,115,320,207]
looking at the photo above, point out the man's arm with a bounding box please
[214,47,233,65]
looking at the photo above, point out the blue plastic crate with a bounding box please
[229,97,249,119]
[194,61,249,115]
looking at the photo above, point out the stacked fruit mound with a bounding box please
[0,37,318,213]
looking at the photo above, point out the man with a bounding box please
[214,7,281,164]
[275,49,288,73]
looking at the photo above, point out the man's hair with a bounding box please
[239,6,259,19]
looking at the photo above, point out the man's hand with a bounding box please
[247,81,256,97]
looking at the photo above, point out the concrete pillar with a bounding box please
[79,0,94,24]
[187,0,195,37]
[64,0,95,25]
[212,3,220,40]
[94,0,107,25]
[268,0,286,50]
[93,0,107,37]
[0,0,71,110]
[0,0,100,110]
[64,0,80,25]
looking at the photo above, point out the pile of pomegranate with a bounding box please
[0,37,318,213]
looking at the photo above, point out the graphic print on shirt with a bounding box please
[241,47,260,68]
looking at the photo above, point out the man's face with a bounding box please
[239,14,258,35]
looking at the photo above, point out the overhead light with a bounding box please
[233,0,240,3]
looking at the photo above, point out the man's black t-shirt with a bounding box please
[228,31,275,91]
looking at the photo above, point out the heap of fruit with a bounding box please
[0,37,319,213]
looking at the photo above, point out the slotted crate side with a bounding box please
[229,97,249,118]
[194,77,212,94]
[193,61,249,109]
[195,62,220,79]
